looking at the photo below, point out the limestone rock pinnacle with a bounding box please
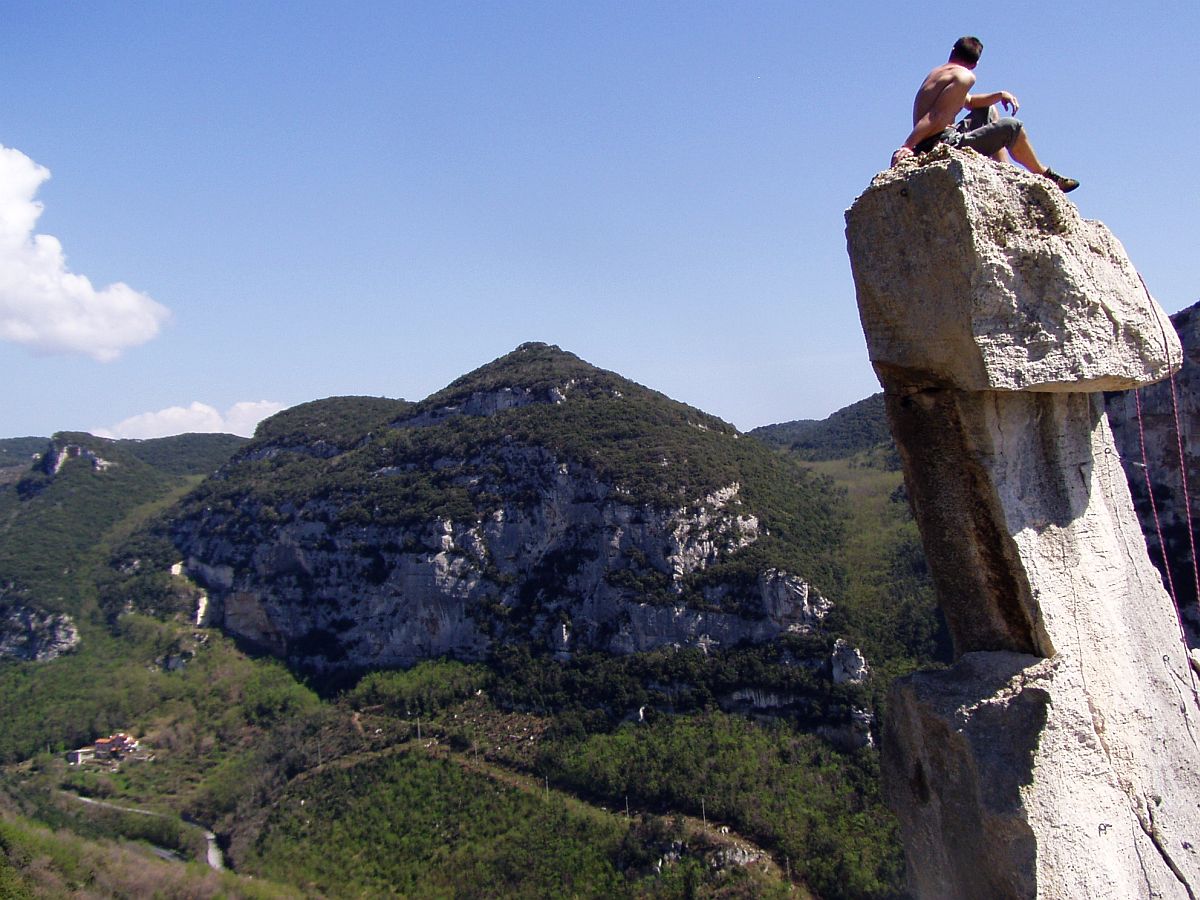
[847,147,1200,899]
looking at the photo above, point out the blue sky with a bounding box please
[2,1,1197,439]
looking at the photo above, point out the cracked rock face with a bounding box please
[0,601,79,661]
[176,442,829,672]
[848,148,1200,898]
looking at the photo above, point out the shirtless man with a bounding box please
[891,36,1078,192]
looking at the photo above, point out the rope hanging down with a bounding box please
[1133,375,1200,692]
[1135,387,1180,603]
[1134,274,1200,666]
[1167,372,1200,609]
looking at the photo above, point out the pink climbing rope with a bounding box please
[1135,387,1180,605]
[1167,370,1200,609]
[1135,273,1200,669]
[1132,276,1200,723]
[1136,378,1200,704]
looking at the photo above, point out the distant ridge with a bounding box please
[113,432,249,476]
[0,431,251,615]
[2,432,247,476]
[749,393,889,459]
[0,437,49,468]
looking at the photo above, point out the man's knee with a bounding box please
[996,117,1024,146]
[958,116,1024,157]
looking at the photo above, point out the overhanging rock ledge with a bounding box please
[846,144,1178,395]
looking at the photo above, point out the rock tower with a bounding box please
[846,146,1200,898]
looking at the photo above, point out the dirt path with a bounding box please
[277,729,781,880]
[65,792,164,817]
[410,738,786,883]
[203,829,224,870]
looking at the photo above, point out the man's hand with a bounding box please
[891,146,914,167]
[998,91,1020,113]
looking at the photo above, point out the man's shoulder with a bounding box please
[929,62,974,86]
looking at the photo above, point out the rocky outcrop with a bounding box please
[0,601,79,661]
[16,439,115,498]
[847,147,1200,898]
[830,638,869,685]
[182,477,826,668]
[37,442,113,476]
[1106,300,1200,636]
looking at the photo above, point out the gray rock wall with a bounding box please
[0,601,79,661]
[847,147,1200,899]
[178,444,829,671]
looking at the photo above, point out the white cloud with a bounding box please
[0,144,169,361]
[94,400,286,439]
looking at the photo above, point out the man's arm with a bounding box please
[892,69,973,165]
[965,90,1019,113]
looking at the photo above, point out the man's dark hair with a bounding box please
[951,36,983,65]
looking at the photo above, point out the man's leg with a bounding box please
[1006,129,1047,174]
[1004,128,1078,191]
[959,114,1079,192]
[959,113,1025,163]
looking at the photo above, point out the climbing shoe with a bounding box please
[1042,168,1079,193]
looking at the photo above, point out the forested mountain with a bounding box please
[0,347,940,898]
[148,343,845,675]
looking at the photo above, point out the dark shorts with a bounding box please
[915,107,1023,156]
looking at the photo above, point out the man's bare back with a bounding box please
[911,63,976,140]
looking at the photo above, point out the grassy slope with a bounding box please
[0,802,294,899]
[747,394,946,684]
[241,744,792,899]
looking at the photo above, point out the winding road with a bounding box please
[60,792,225,871]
